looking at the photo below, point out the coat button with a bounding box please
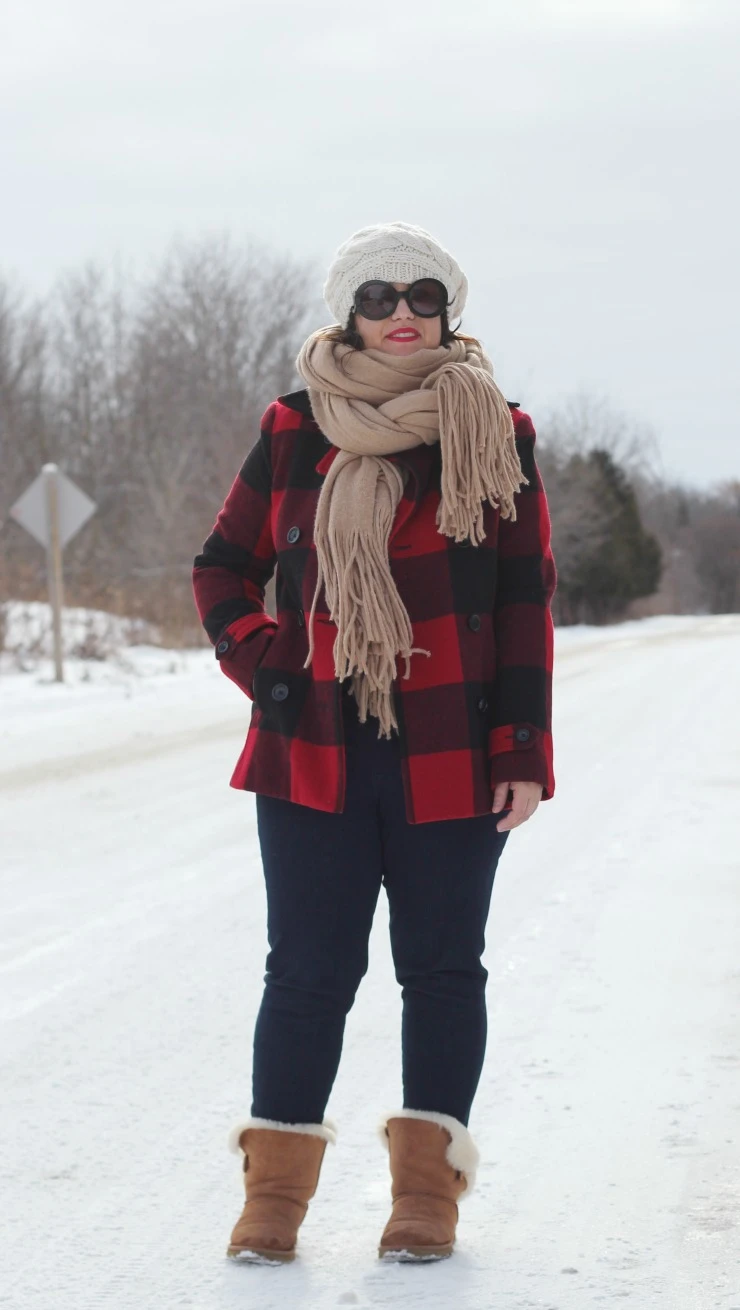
[271,682,289,702]
[456,536,472,548]
[515,726,531,743]
[216,639,229,655]
[296,611,305,628]
[287,526,301,544]
[323,435,332,445]
[477,697,488,713]
[467,613,481,632]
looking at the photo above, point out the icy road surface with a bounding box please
[1,615,739,1310]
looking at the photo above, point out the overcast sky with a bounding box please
[2,0,738,487]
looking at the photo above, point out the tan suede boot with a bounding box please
[226,1117,336,1263]
[377,1111,479,1261]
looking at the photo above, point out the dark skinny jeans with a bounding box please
[251,686,510,1128]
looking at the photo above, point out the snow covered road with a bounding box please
[1,616,739,1309]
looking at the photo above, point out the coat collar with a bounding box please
[279,388,313,417]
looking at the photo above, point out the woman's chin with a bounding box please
[379,339,426,356]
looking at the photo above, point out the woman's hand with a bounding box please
[492,780,544,832]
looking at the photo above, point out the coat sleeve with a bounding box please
[489,411,557,799]
[191,404,278,699]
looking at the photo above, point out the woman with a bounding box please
[192,222,557,1265]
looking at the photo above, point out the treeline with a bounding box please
[1,238,738,652]
[0,239,315,646]
[536,395,740,623]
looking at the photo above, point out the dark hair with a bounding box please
[326,308,475,351]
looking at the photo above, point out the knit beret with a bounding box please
[324,221,468,326]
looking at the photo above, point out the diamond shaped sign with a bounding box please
[10,468,96,549]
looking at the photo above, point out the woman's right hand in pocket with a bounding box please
[215,621,277,700]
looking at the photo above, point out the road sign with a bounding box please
[9,464,97,682]
[10,467,96,549]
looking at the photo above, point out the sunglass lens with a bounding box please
[355,282,397,320]
[409,279,447,316]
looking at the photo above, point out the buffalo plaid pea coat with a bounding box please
[192,389,556,824]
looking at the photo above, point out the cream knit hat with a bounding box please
[324,221,468,326]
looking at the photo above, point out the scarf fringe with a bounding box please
[305,520,431,737]
[435,364,526,544]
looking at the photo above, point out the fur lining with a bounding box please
[377,1109,479,1196]
[228,1116,337,1154]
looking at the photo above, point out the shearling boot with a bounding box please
[377,1111,479,1261]
[226,1117,336,1263]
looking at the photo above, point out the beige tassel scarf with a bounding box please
[296,328,528,737]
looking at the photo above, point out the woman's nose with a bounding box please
[391,296,415,320]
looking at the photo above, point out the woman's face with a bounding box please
[353,283,443,355]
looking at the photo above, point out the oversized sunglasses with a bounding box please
[352,278,449,321]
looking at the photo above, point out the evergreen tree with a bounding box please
[553,448,662,623]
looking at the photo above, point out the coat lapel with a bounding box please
[385,445,439,540]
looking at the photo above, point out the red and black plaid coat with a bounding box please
[192,389,556,824]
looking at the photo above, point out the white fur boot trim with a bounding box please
[228,1116,337,1154]
[377,1109,479,1196]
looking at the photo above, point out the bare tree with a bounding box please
[689,481,740,613]
[0,278,49,515]
[538,392,662,478]
[127,236,314,532]
[537,445,609,624]
[1,237,316,645]
[0,278,50,607]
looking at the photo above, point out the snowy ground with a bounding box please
[1,613,739,1310]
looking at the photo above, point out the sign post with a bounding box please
[43,466,66,682]
[10,464,97,683]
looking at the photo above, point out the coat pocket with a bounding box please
[216,622,277,700]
